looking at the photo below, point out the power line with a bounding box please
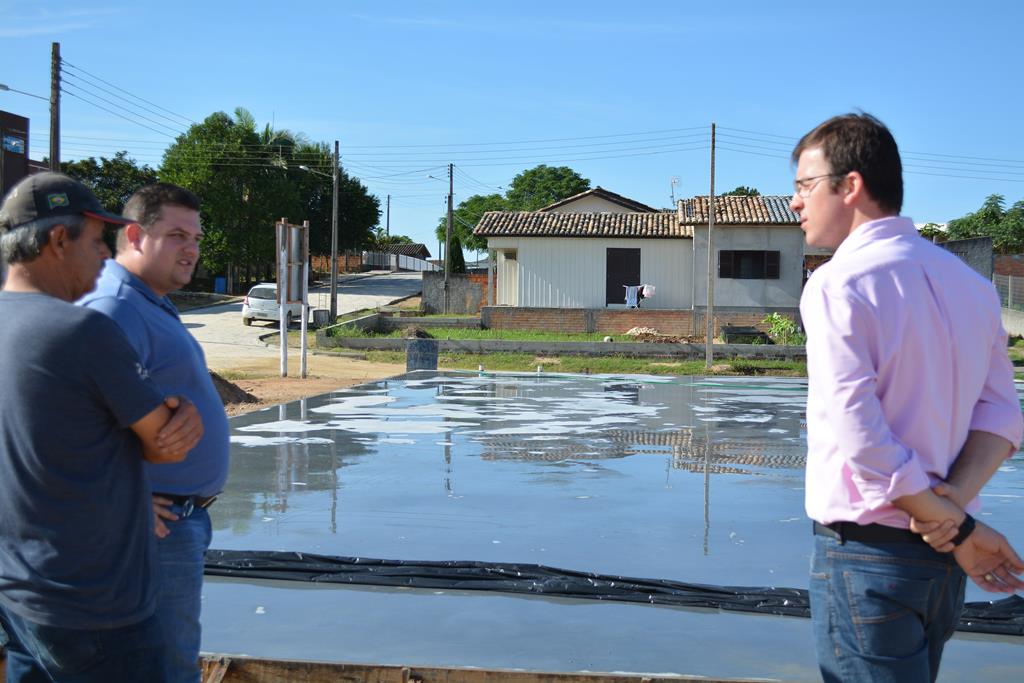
[60,59,195,126]
[61,89,179,139]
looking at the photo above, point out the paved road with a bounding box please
[181,271,422,364]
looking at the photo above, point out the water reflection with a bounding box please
[216,371,1020,592]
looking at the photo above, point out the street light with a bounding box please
[298,141,339,320]
[0,83,48,101]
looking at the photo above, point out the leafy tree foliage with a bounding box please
[61,151,158,213]
[721,186,760,197]
[946,194,1024,254]
[435,193,507,253]
[504,164,590,211]
[159,108,379,274]
[917,222,948,243]
[435,165,589,257]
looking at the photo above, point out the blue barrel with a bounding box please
[406,339,439,371]
[214,276,227,294]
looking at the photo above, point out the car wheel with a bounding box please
[243,317,252,327]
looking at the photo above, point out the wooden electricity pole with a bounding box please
[704,123,716,370]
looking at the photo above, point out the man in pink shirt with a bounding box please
[793,112,1024,682]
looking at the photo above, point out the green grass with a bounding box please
[330,349,806,376]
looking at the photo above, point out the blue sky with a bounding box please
[2,1,1022,253]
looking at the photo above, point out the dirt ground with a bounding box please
[212,354,405,416]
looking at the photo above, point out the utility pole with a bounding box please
[705,123,716,370]
[330,140,339,321]
[444,162,453,314]
[49,42,60,171]
[385,194,390,237]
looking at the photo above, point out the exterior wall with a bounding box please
[488,237,692,309]
[937,236,993,280]
[422,272,488,314]
[996,255,1024,277]
[547,196,642,213]
[692,225,804,308]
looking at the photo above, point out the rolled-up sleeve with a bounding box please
[970,324,1024,450]
[806,284,932,509]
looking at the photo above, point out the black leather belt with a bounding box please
[153,492,217,517]
[813,520,924,545]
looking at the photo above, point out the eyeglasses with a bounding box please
[793,173,844,198]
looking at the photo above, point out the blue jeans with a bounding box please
[0,604,166,682]
[155,504,212,683]
[809,533,966,683]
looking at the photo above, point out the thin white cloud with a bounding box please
[0,6,122,38]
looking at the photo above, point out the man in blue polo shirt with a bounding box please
[79,183,229,683]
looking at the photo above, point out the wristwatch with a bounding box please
[951,513,977,547]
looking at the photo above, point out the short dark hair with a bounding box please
[122,183,200,228]
[119,183,200,250]
[791,112,903,214]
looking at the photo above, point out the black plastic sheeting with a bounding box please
[205,549,1024,637]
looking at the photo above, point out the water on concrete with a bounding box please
[202,372,1024,681]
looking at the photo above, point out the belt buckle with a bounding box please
[180,497,195,518]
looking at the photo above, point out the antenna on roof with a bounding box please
[670,177,679,206]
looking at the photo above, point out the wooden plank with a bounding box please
[196,655,785,683]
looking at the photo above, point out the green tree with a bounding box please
[721,186,760,197]
[917,222,947,243]
[504,164,590,211]
[946,194,1024,253]
[435,192,507,253]
[159,109,380,277]
[448,234,467,274]
[61,151,158,213]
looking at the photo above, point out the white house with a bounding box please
[475,189,803,314]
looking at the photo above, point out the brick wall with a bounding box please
[996,255,1024,277]
[311,254,364,275]
[480,307,799,338]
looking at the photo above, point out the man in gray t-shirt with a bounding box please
[0,173,203,682]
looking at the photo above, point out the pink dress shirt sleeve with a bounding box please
[805,282,933,510]
[970,324,1024,449]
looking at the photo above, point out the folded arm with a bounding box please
[130,395,204,464]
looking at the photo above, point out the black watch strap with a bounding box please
[951,513,977,547]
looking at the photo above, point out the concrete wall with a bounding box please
[692,225,805,308]
[1002,308,1024,337]
[422,272,487,314]
[938,236,993,280]
[485,237,692,309]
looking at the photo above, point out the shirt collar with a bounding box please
[831,215,916,261]
[103,260,180,319]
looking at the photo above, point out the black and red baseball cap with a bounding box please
[0,172,130,233]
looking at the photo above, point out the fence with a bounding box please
[362,251,440,272]
[994,274,1024,311]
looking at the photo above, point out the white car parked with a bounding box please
[241,283,305,326]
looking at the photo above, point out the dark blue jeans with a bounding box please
[155,503,212,683]
[809,534,966,683]
[0,603,166,682]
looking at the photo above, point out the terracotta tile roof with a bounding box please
[474,211,693,238]
[678,195,799,226]
[538,186,659,213]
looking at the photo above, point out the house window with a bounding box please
[504,250,517,261]
[718,250,780,279]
